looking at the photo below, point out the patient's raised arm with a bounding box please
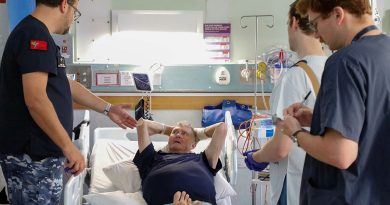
[203,122,227,169]
[136,119,172,152]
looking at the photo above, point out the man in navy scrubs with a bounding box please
[281,0,390,204]
[0,1,137,204]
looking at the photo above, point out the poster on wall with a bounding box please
[204,23,231,63]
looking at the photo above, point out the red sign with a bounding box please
[0,0,6,3]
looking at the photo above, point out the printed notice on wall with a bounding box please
[96,73,119,86]
[120,71,134,86]
[204,23,231,63]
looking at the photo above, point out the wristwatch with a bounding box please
[290,129,305,146]
[103,103,112,116]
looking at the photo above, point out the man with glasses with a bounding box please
[281,0,390,204]
[0,0,137,204]
[243,1,327,204]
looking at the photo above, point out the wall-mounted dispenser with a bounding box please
[215,66,230,85]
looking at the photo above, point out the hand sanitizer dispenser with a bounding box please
[215,66,231,85]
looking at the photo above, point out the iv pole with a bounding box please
[240,15,274,205]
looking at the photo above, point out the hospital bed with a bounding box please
[64,111,238,205]
[63,110,90,205]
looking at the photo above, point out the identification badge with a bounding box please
[57,55,66,68]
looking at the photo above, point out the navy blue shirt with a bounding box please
[134,144,222,205]
[0,15,72,159]
[300,33,390,204]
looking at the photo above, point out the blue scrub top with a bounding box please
[300,33,390,204]
[0,15,73,159]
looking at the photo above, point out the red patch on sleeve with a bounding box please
[30,40,48,51]
[0,0,6,3]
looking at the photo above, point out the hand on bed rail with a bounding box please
[63,145,86,176]
[107,104,137,129]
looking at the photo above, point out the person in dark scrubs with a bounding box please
[281,0,390,204]
[0,1,137,204]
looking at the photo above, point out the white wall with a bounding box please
[73,0,294,64]
[382,0,390,34]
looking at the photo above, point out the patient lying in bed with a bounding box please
[134,119,227,205]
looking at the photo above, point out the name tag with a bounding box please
[57,55,66,68]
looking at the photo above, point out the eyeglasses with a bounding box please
[68,4,81,21]
[307,14,322,32]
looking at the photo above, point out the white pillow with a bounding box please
[83,190,147,205]
[102,160,141,193]
[103,159,237,200]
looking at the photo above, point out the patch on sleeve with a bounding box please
[30,40,48,51]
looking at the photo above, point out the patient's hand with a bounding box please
[137,119,164,136]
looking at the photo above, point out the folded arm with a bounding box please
[136,119,172,152]
[204,122,227,169]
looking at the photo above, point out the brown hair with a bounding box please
[289,0,315,35]
[296,0,372,17]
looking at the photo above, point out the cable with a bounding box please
[237,115,265,155]
[260,80,269,111]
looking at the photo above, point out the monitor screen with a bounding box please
[132,73,152,91]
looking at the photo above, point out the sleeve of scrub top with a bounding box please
[14,26,57,75]
[317,57,366,142]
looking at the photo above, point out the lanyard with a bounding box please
[352,25,378,42]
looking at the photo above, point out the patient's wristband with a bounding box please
[103,103,112,116]
[194,128,208,140]
[160,123,166,134]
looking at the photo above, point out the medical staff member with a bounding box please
[0,1,137,204]
[282,0,390,204]
[243,1,327,204]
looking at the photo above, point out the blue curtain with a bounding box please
[7,0,36,32]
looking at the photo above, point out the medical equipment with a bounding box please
[215,66,231,85]
[132,73,153,92]
[241,60,251,81]
[63,111,238,205]
[370,0,381,26]
[261,46,298,84]
[240,14,274,205]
